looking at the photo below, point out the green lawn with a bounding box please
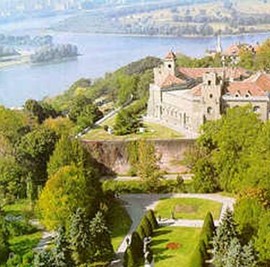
[82,121,182,141]
[9,232,42,256]
[155,198,222,220]
[107,200,132,251]
[152,226,201,267]
[3,200,34,218]
[4,200,42,256]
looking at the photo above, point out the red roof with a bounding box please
[165,51,176,60]
[178,67,249,80]
[245,73,270,92]
[190,72,270,97]
[158,74,185,88]
[191,84,202,96]
[227,82,266,96]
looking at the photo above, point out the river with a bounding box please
[0,16,270,107]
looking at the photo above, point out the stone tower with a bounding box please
[148,51,178,120]
[201,72,223,121]
[163,51,177,76]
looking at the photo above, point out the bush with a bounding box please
[140,216,152,237]
[189,244,204,267]
[146,210,158,230]
[102,179,191,194]
[123,247,136,267]
[136,224,146,240]
[130,232,144,265]
[200,212,215,249]
[7,219,37,236]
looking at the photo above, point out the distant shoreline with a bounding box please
[0,55,30,70]
[50,28,270,41]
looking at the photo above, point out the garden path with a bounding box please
[30,219,56,251]
[116,193,235,258]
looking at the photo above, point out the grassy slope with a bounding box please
[155,198,222,220]
[152,226,201,267]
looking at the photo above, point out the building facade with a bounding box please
[147,51,270,135]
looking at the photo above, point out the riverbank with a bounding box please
[0,55,30,70]
[50,29,270,40]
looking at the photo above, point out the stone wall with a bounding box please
[82,138,195,175]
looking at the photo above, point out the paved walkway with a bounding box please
[116,193,235,258]
[30,219,55,251]
[102,173,193,182]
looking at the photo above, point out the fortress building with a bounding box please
[146,51,270,136]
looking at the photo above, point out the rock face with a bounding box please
[82,139,195,175]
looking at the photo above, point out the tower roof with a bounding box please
[165,51,176,60]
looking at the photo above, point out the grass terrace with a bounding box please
[155,198,222,220]
[83,121,183,141]
[152,226,201,267]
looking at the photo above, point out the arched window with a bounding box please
[207,107,213,114]
[253,106,260,113]
[209,94,213,99]
[168,64,172,69]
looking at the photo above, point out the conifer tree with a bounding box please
[140,216,152,237]
[201,212,215,249]
[146,210,158,229]
[241,241,257,267]
[89,211,114,263]
[224,238,242,267]
[54,226,74,267]
[33,250,54,267]
[130,231,144,264]
[189,244,204,267]
[69,208,91,265]
[124,247,136,267]
[213,208,238,267]
[136,224,146,240]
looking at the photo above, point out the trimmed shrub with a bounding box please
[189,245,204,267]
[140,216,152,237]
[146,210,158,229]
[130,231,144,265]
[198,239,207,261]
[136,224,146,240]
[123,247,136,267]
[200,212,215,249]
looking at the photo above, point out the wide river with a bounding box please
[1,16,270,107]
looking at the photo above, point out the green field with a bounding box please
[155,198,222,220]
[152,226,201,267]
[83,121,182,141]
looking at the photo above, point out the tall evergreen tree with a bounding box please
[89,211,114,263]
[241,241,257,267]
[33,250,54,267]
[54,226,74,267]
[224,238,242,267]
[69,208,91,265]
[213,209,238,267]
